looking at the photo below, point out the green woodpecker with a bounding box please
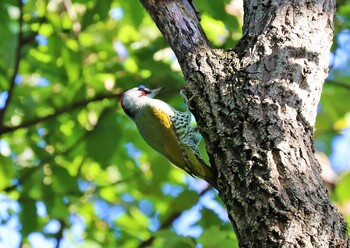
[120,86,217,189]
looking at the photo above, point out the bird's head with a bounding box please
[120,85,165,118]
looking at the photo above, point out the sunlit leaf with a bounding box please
[199,226,238,247]
[334,173,350,203]
[86,108,121,166]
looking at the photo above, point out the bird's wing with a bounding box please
[170,109,210,176]
[171,110,201,153]
[138,106,217,188]
[136,105,191,173]
[171,109,218,188]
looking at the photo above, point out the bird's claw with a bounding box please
[180,89,195,104]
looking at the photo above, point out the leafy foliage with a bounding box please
[0,0,349,247]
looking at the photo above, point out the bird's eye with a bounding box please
[138,87,149,95]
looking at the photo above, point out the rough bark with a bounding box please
[139,0,349,247]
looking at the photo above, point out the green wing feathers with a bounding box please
[182,144,218,189]
[171,109,218,189]
[138,104,218,189]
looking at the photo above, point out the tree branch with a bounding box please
[0,0,48,125]
[326,80,350,90]
[138,0,211,68]
[1,132,86,193]
[0,93,120,135]
[138,212,181,248]
[0,0,24,125]
[55,220,66,248]
[138,187,211,248]
[22,14,48,45]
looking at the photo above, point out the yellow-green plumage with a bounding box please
[121,86,217,189]
[136,106,183,165]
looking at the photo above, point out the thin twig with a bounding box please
[94,171,143,192]
[22,15,47,45]
[0,0,24,124]
[138,187,211,248]
[1,132,86,193]
[138,212,182,248]
[75,157,86,179]
[326,80,350,90]
[21,0,48,45]
[55,220,66,248]
[0,93,120,135]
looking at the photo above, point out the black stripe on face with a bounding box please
[138,87,150,96]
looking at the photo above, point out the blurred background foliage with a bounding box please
[0,0,349,247]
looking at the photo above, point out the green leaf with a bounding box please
[19,198,38,237]
[115,206,150,240]
[62,46,81,83]
[0,3,16,70]
[153,230,196,248]
[334,173,350,203]
[82,0,111,29]
[120,0,145,27]
[78,240,102,248]
[0,155,15,189]
[199,226,238,248]
[46,196,69,220]
[199,208,223,227]
[86,108,121,166]
[51,165,78,194]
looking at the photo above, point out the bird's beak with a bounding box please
[149,86,165,97]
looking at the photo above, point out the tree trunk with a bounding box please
[139,0,349,246]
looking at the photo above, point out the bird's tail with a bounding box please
[195,156,218,190]
[184,146,218,190]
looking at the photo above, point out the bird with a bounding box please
[120,85,218,189]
